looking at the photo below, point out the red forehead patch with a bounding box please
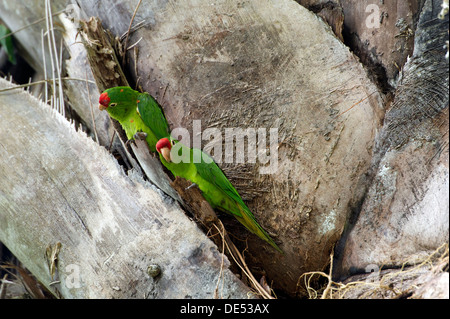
[99,92,110,107]
[156,138,171,153]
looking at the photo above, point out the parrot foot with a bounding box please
[125,139,135,147]
[134,132,148,140]
[185,183,197,190]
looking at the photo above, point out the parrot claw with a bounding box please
[134,132,148,140]
[185,183,197,191]
[125,139,136,147]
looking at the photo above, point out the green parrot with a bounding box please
[98,86,169,152]
[156,137,283,253]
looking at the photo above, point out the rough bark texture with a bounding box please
[333,0,449,280]
[2,0,385,297]
[340,0,423,88]
[0,78,252,298]
[298,0,423,90]
[0,1,115,148]
[1,0,448,299]
[334,243,448,299]
[72,0,384,296]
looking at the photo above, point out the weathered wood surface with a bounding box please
[1,0,385,296]
[1,0,448,298]
[74,0,385,295]
[339,0,421,86]
[0,78,252,298]
[298,0,422,88]
[333,0,449,279]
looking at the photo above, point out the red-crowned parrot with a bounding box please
[98,86,169,152]
[156,137,282,253]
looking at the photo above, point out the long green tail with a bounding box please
[235,206,283,253]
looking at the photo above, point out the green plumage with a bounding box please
[100,87,281,252]
[0,25,16,65]
[100,86,169,152]
[159,140,283,253]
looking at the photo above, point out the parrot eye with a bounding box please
[110,103,117,107]
[171,140,176,146]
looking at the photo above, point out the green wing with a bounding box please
[193,150,283,253]
[193,151,247,216]
[194,150,283,253]
[137,93,170,140]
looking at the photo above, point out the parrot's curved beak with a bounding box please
[160,147,172,162]
[98,104,108,111]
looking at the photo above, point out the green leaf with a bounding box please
[0,24,17,65]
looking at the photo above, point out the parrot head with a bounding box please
[156,138,173,162]
[98,87,139,112]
